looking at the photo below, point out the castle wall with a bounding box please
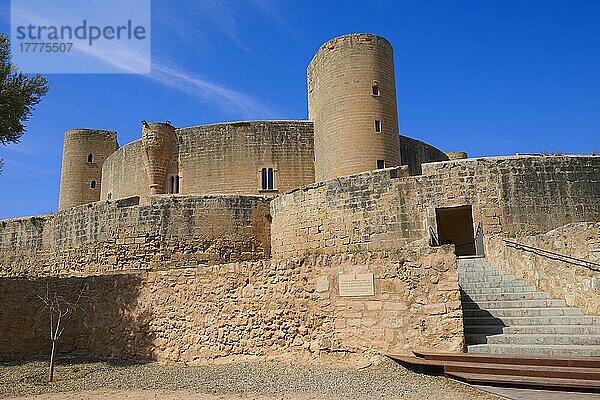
[271,156,600,258]
[0,246,463,362]
[100,121,314,202]
[308,34,401,181]
[399,135,449,175]
[58,129,119,211]
[0,195,271,277]
[485,223,600,316]
[100,140,150,201]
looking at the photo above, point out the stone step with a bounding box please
[462,315,600,326]
[467,343,600,357]
[487,334,600,346]
[458,269,503,276]
[463,307,582,318]
[461,299,567,309]
[459,277,526,286]
[461,285,535,294]
[461,292,550,301]
[504,324,600,335]
[464,325,506,335]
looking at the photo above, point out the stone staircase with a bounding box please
[458,257,600,357]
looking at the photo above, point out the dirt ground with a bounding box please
[0,355,503,400]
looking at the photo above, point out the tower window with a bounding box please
[90,180,97,189]
[260,167,276,191]
[169,175,180,194]
[87,154,93,163]
[375,120,382,133]
[372,83,380,96]
[377,160,385,169]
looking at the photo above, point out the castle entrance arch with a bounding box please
[435,205,476,256]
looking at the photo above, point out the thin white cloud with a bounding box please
[10,2,280,119]
[1,157,56,177]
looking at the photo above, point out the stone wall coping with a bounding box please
[0,213,55,224]
[0,194,270,223]
[273,166,407,199]
[176,120,313,132]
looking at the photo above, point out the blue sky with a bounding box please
[0,0,599,219]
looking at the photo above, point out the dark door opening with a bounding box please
[435,205,476,256]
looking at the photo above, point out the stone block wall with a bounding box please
[0,245,463,362]
[0,195,271,277]
[399,134,449,175]
[271,155,600,258]
[100,140,150,201]
[100,121,315,202]
[485,222,600,315]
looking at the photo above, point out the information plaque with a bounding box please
[338,273,375,297]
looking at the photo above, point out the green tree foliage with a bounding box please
[0,34,48,172]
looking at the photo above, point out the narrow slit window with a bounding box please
[261,168,268,190]
[372,83,380,96]
[375,120,382,133]
[90,180,97,189]
[267,168,274,190]
[377,160,385,169]
[169,175,180,194]
[87,154,93,163]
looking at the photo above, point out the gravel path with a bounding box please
[0,356,502,400]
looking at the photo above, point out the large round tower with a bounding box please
[308,33,401,181]
[58,129,119,211]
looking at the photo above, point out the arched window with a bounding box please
[90,180,97,189]
[260,167,275,191]
[87,154,93,163]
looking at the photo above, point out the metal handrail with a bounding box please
[429,226,439,247]
[475,222,485,256]
[502,238,600,272]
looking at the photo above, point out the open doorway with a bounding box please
[435,205,476,256]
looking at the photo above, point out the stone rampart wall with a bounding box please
[271,156,600,258]
[0,245,462,362]
[0,195,271,276]
[485,223,600,315]
[399,135,449,175]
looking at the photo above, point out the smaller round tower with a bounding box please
[58,129,119,211]
[141,121,176,195]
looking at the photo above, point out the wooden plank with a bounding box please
[410,351,600,368]
[444,364,600,381]
[388,354,600,380]
[447,371,600,390]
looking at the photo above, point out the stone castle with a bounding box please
[1,34,599,363]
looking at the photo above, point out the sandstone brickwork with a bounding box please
[486,222,600,316]
[0,245,462,362]
[271,156,600,258]
[399,135,449,175]
[0,195,271,277]
[58,129,119,211]
[100,121,315,202]
[308,34,401,181]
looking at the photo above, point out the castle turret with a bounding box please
[58,129,119,211]
[141,121,176,195]
[308,33,401,181]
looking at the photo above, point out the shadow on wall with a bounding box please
[0,274,154,362]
